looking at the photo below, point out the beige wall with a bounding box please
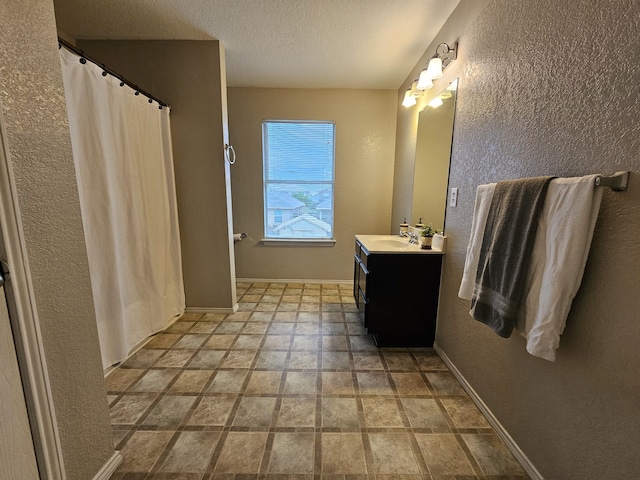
[0,1,115,479]
[78,40,237,309]
[395,0,640,478]
[228,88,397,280]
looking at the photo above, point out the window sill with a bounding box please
[260,238,336,247]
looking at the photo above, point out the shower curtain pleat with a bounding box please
[59,47,185,369]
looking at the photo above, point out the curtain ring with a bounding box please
[225,144,236,165]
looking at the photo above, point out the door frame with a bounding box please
[0,104,66,479]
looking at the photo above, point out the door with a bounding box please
[0,273,39,479]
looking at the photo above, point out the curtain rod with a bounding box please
[58,37,169,109]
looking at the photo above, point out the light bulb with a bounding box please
[417,68,434,90]
[428,97,443,108]
[426,57,443,80]
[402,89,416,107]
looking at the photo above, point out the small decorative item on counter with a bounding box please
[415,217,426,229]
[400,217,409,235]
[418,224,440,249]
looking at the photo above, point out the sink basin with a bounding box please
[355,234,444,254]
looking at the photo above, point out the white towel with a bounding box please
[516,175,603,361]
[458,183,496,300]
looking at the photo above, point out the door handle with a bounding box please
[0,261,9,287]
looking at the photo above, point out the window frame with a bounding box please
[261,120,336,246]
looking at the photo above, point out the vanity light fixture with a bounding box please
[402,88,417,107]
[408,42,458,106]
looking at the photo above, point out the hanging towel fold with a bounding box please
[470,176,555,337]
[459,183,496,300]
[516,175,603,361]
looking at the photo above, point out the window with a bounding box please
[263,120,335,241]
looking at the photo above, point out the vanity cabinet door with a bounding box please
[364,252,443,347]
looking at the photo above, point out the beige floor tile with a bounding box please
[322,397,360,428]
[231,334,264,350]
[269,322,295,334]
[322,336,349,351]
[155,350,195,368]
[117,430,174,472]
[207,370,248,394]
[274,311,297,322]
[263,334,292,350]
[106,369,145,392]
[283,371,318,395]
[255,351,288,370]
[401,398,450,430]
[277,397,316,427]
[143,395,197,426]
[187,350,225,369]
[214,432,268,473]
[462,433,525,475]
[160,431,220,473]
[109,393,157,425]
[245,371,282,395]
[169,370,213,393]
[366,433,420,474]
[441,397,491,428]
[414,351,448,370]
[362,398,404,428]
[426,372,467,396]
[288,351,319,369]
[390,372,430,395]
[187,395,236,426]
[145,333,181,349]
[122,349,164,368]
[322,433,367,474]
[292,335,320,351]
[356,372,394,395]
[322,372,355,395]
[322,351,351,370]
[383,352,419,371]
[205,335,237,350]
[268,433,315,474]
[232,397,276,427]
[173,334,209,349]
[415,433,475,476]
[220,350,256,369]
[215,322,245,334]
[353,352,384,370]
[130,370,178,392]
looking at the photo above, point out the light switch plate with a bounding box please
[449,187,458,207]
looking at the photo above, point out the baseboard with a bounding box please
[185,304,239,314]
[237,277,352,285]
[91,451,122,480]
[434,343,544,480]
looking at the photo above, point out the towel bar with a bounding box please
[594,171,629,191]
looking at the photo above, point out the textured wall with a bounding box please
[79,40,237,309]
[228,88,397,280]
[396,1,640,478]
[0,1,115,479]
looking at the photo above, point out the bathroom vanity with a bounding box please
[353,235,444,347]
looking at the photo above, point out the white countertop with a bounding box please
[355,234,446,254]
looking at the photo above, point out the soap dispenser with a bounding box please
[400,217,409,236]
[415,217,426,229]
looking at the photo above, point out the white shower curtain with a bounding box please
[60,47,185,368]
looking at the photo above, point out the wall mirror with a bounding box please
[410,79,458,232]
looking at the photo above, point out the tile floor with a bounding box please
[107,282,527,480]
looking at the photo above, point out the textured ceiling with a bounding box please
[52,0,460,89]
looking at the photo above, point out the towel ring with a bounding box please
[224,143,236,165]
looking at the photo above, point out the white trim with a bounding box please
[185,304,239,314]
[434,343,544,480]
[260,238,336,247]
[0,104,66,478]
[90,452,122,480]
[237,278,351,285]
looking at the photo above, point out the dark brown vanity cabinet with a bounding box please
[353,240,443,347]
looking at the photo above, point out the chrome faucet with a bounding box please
[401,230,419,244]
